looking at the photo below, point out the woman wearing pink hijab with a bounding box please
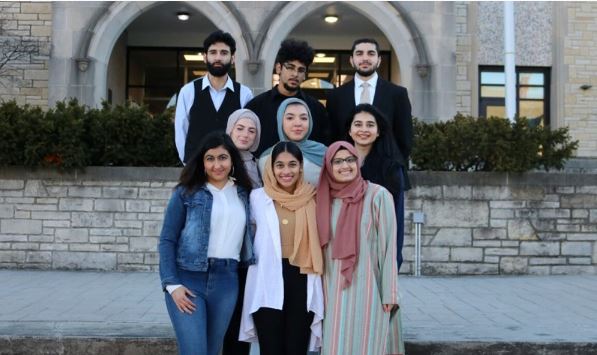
[316,141,404,355]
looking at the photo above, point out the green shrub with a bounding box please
[0,99,180,170]
[0,100,580,172]
[411,114,579,172]
[85,102,179,167]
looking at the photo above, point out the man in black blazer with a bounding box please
[327,38,413,271]
[326,38,413,164]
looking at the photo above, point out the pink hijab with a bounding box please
[316,141,368,288]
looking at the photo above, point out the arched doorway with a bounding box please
[258,2,418,94]
[85,1,249,108]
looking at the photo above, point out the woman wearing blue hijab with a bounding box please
[258,98,327,186]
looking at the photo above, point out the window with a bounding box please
[479,66,550,126]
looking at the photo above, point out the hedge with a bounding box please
[0,100,579,172]
[0,99,179,169]
[410,114,579,172]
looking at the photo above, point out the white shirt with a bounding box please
[354,72,379,105]
[174,76,254,163]
[166,180,246,295]
[206,180,246,260]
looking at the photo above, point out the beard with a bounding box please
[355,66,377,77]
[282,81,299,94]
[353,60,379,77]
[206,61,232,77]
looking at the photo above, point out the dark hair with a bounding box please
[178,131,252,192]
[275,38,315,68]
[345,104,404,194]
[203,30,236,55]
[270,141,304,168]
[351,38,379,54]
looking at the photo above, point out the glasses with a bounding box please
[282,62,307,75]
[331,156,358,166]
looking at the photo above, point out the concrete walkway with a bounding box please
[1,271,596,353]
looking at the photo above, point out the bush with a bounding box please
[0,99,180,170]
[411,114,579,172]
[0,101,580,172]
[85,102,179,167]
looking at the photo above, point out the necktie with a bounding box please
[360,81,370,105]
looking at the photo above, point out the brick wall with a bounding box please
[0,1,51,108]
[564,2,597,157]
[2,168,597,274]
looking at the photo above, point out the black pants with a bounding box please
[222,267,251,355]
[253,259,314,355]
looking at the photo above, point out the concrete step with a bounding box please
[2,337,597,355]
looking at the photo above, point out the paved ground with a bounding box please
[1,271,596,349]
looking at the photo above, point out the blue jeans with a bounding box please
[165,259,239,355]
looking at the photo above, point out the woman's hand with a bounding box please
[171,286,197,314]
[382,304,398,313]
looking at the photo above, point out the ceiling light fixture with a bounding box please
[315,53,326,58]
[313,56,336,64]
[177,12,190,21]
[324,15,339,24]
[184,53,204,61]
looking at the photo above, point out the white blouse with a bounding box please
[206,180,246,260]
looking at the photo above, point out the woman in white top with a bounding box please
[159,132,256,355]
[258,97,327,186]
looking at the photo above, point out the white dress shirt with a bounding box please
[354,72,379,105]
[174,76,253,163]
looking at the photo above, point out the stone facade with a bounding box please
[455,1,472,116]
[477,2,553,66]
[400,172,597,275]
[1,168,596,275]
[0,1,51,108]
[562,2,597,158]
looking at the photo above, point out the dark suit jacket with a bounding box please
[326,78,413,162]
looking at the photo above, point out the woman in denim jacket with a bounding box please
[159,132,256,355]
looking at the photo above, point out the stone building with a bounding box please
[0,1,596,157]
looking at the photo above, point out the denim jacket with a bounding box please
[159,184,256,289]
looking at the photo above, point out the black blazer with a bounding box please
[326,78,413,162]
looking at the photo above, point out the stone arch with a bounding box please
[257,1,430,91]
[84,1,249,105]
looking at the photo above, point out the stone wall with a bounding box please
[1,168,596,275]
[401,172,597,275]
[0,1,51,108]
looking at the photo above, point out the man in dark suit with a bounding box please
[327,38,413,271]
[326,38,413,163]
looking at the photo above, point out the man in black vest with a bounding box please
[174,30,253,163]
[327,38,413,270]
[246,39,330,156]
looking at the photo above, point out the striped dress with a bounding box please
[321,183,405,355]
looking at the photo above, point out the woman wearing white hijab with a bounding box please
[227,109,263,188]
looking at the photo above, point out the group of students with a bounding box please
[159,97,406,355]
[160,28,412,355]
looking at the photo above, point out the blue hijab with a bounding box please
[260,97,326,166]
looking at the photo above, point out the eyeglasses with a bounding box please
[282,62,307,75]
[331,156,358,166]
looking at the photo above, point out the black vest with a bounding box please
[184,79,242,163]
